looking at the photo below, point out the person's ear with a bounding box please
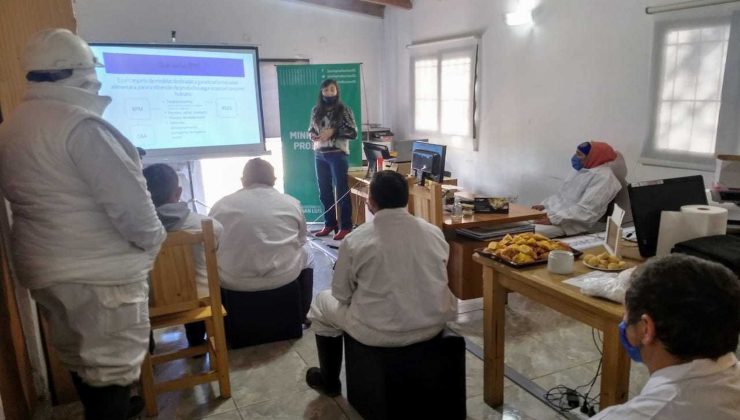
[639,314,657,345]
[174,186,182,202]
[241,177,248,188]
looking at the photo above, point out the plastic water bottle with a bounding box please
[452,197,463,223]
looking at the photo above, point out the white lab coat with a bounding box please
[593,353,740,420]
[541,159,622,236]
[309,208,457,347]
[156,202,223,298]
[209,185,309,291]
[0,83,166,385]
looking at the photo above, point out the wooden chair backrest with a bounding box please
[408,180,444,229]
[149,219,221,317]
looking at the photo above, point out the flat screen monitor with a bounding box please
[628,175,708,257]
[363,141,392,178]
[89,43,266,161]
[393,138,427,162]
[411,141,446,184]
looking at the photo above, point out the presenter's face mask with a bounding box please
[619,320,643,363]
[321,84,338,105]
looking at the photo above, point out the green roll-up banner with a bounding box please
[276,64,362,222]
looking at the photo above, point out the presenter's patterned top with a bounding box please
[308,105,357,154]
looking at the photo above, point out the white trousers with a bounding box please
[32,281,150,386]
[308,290,444,347]
[307,290,349,338]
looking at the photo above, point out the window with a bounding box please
[414,58,439,132]
[643,19,731,169]
[410,38,478,142]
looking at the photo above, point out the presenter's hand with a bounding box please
[531,204,545,211]
[318,128,335,141]
[534,216,551,225]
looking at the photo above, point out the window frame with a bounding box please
[409,38,479,146]
[641,16,732,171]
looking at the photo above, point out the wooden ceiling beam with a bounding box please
[288,0,385,18]
[360,0,412,9]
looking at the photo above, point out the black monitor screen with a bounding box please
[411,141,446,183]
[628,175,707,257]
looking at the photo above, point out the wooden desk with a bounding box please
[347,170,458,226]
[444,205,543,229]
[473,248,631,410]
[445,204,543,299]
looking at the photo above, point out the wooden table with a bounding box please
[473,248,632,409]
[445,204,543,299]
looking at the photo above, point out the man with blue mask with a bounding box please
[0,29,165,419]
[592,254,740,419]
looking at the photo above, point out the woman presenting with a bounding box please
[309,79,357,240]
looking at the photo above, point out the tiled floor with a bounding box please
[52,239,654,419]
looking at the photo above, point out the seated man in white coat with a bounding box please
[209,158,313,326]
[306,170,457,396]
[593,254,740,419]
[533,141,624,237]
[143,163,223,347]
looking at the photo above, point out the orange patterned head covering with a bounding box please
[583,141,617,169]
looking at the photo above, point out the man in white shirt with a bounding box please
[0,29,166,419]
[593,254,740,419]
[143,163,223,347]
[209,158,312,322]
[305,170,457,396]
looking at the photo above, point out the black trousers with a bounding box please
[71,372,131,420]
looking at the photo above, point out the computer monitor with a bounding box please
[411,141,446,185]
[393,138,428,162]
[363,141,393,178]
[628,175,708,257]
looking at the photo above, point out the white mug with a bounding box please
[548,250,574,275]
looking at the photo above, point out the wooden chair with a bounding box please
[140,219,231,416]
[408,179,444,228]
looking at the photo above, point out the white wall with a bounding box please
[73,0,384,125]
[382,0,740,204]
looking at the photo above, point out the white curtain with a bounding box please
[716,11,740,155]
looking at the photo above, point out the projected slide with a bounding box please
[90,45,264,158]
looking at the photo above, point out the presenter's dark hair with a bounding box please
[143,163,179,207]
[369,170,409,210]
[317,78,340,103]
[314,79,346,124]
[625,253,740,361]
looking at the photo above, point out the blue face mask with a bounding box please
[619,320,643,363]
[571,154,584,171]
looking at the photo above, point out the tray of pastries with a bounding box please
[475,232,581,268]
